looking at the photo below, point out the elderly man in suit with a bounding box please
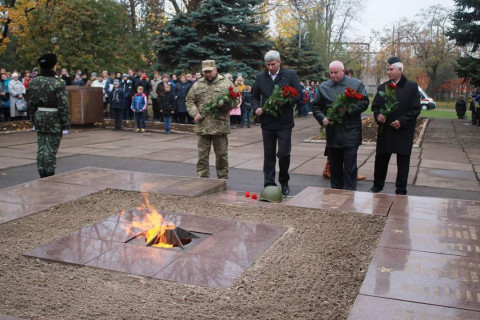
[369,56,421,195]
[251,50,302,196]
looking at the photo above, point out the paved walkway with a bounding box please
[0,117,479,200]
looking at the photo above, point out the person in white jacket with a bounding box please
[8,72,26,120]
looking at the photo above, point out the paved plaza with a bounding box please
[1,117,479,200]
[1,117,480,319]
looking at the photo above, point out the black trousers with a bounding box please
[177,112,187,124]
[373,153,411,195]
[327,147,358,190]
[152,98,160,121]
[262,128,291,187]
[112,108,123,130]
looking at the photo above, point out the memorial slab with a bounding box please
[360,247,480,311]
[199,190,277,208]
[379,217,480,257]
[85,244,183,277]
[285,186,394,216]
[25,233,121,266]
[43,167,226,197]
[152,253,245,289]
[25,209,288,289]
[0,180,103,206]
[389,195,480,225]
[349,295,480,320]
[0,201,52,224]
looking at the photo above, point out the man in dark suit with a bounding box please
[311,61,369,190]
[369,56,421,195]
[251,50,302,196]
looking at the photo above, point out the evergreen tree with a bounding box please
[447,0,480,85]
[275,34,325,82]
[157,0,271,80]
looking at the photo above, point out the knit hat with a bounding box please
[122,73,128,77]
[37,53,57,69]
[91,72,97,77]
[11,72,19,78]
[113,79,120,85]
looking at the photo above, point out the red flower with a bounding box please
[252,193,258,200]
[245,191,251,198]
[387,82,397,89]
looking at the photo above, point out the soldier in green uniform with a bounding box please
[186,60,236,179]
[28,53,70,178]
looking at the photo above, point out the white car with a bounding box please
[418,87,436,110]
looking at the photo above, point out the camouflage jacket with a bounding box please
[186,75,236,135]
[28,71,70,133]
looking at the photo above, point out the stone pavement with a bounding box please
[0,117,479,200]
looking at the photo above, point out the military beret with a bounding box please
[387,56,402,65]
[38,53,57,69]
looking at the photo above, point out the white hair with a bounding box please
[329,61,344,70]
[264,50,281,62]
[390,62,404,71]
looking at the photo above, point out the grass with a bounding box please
[364,101,460,120]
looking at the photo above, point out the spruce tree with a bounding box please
[157,0,271,80]
[447,0,480,85]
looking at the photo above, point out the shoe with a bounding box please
[247,125,250,128]
[281,185,290,197]
[357,174,366,181]
[141,129,145,133]
[135,128,140,133]
[368,186,383,193]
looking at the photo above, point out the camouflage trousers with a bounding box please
[197,134,228,179]
[37,132,62,178]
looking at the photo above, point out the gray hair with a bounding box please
[329,61,345,70]
[264,50,281,62]
[390,62,404,71]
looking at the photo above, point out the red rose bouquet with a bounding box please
[326,87,364,125]
[201,86,240,119]
[253,85,299,120]
[377,82,399,133]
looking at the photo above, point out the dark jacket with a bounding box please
[251,68,302,130]
[372,75,421,155]
[175,81,192,113]
[160,91,176,116]
[311,76,369,148]
[107,87,129,109]
[455,99,467,116]
[241,91,253,111]
[120,79,132,108]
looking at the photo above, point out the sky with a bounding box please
[347,0,456,41]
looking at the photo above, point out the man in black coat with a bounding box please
[311,61,369,190]
[251,50,302,196]
[369,57,421,195]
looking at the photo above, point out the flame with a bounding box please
[128,190,176,248]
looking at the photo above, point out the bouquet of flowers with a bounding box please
[253,85,299,121]
[201,86,240,119]
[377,82,398,133]
[326,87,364,125]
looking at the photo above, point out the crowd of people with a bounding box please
[456,90,480,124]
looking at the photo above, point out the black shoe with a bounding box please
[281,185,290,196]
[368,186,383,193]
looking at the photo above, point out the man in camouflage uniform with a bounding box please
[28,53,70,178]
[186,60,237,179]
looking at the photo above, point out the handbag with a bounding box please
[15,98,27,112]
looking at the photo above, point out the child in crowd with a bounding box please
[160,83,176,134]
[240,85,253,128]
[131,86,147,133]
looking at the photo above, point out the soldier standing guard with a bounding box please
[186,60,235,179]
[28,53,70,178]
